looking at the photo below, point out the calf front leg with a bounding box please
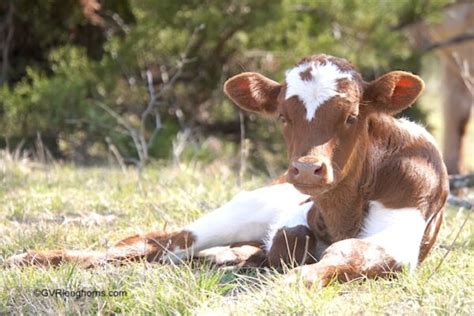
[266,201,317,268]
[288,238,401,287]
[6,183,309,268]
[287,202,427,287]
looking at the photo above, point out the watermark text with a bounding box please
[33,288,128,299]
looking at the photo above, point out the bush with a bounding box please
[0,0,452,165]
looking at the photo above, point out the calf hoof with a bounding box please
[198,244,266,268]
[115,230,196,263]
[5,250,64,268]
[267,225,316,269]
[284,262,335,288]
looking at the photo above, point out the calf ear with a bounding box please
[363,71,425,115]
[224,72,281,116]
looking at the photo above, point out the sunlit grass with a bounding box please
[1,159,473,314]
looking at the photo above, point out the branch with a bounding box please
[447,173,474,210]
[96,101,145,163]
[447,194,473,210]
[212,21,246,59]
[452,53,474,96]
[449,173,474,190]
[142,25,202,152]
[97,25,203,169]
[423,32,474,52]
[96,102,134,133]
[149,25,202,101]
[105,136,126,172]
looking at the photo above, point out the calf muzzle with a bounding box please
[287,156,329,187]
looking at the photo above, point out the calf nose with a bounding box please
[290,158,327,182]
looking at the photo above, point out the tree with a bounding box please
[0,0,453,165]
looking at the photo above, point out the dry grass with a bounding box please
[1,62,473,313]
[1,158,473,314]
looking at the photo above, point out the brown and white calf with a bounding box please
[6,54,448,287]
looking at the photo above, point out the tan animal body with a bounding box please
[7,54,448,287]
[406,2,474,174]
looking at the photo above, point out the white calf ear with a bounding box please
[224,72,281,116]
[363,71,425,115]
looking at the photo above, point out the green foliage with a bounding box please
[1,47,92,136]
[0,0,454,163]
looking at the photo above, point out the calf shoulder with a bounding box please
[367,115,449,218]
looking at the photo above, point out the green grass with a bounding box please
[1,157,473,314]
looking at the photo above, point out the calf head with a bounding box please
[224,54,424,196]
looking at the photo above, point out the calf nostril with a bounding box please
[313,163,324,175]
[291,167,300,176]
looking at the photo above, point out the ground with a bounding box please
[1,60,474,314]
[1,158,473,314]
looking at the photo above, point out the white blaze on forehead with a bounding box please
[285,61,353,121]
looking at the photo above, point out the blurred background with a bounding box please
[0,0,472,177]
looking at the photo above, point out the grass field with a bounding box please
[1,155,473,314]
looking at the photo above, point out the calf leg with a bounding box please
[6,183,309,268]
[287,202,427,287]
[197,242,267,268]
[266,201,317,268]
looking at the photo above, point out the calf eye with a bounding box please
[278,114,287,124]
[346,115,357,125]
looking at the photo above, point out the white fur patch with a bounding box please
[265,201,314,251]
[285,61,352,121]
[184,183,309,256]
[358,201,426,270]
[396,118,437,146]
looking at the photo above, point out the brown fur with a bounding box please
[299,67,313,81]
[224,54,449,283]
[223,72,280,115]
[267,225,317,268]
